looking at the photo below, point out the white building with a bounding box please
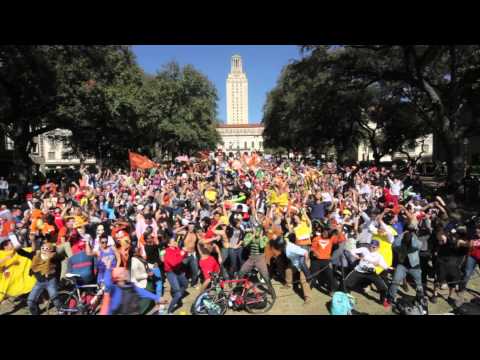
[30,129,96,172]
[357,133,434,163]
[217,55,264,154]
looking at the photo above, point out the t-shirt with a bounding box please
[308,201,328,220]
[67,251,96,284]
[285,241,308,270]
[351,247,388,273]
[311,233,346,260]
[470,239,480,260]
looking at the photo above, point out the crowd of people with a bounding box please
[0,151,479,315]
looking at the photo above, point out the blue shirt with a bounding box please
[67,251,96,284]
[104,269,160,315]
[308,201,328,220]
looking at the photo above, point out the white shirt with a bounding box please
[285,241,308,270]
[351,247,388,273]
[0,180,8,190]
[388,179,403,196]
[321,192,333,203]
[130,256,148,289]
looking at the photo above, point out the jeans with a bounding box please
[183,254,199,286]
[151,267,164,297]
[221,248,243,277]
[0,189,8,199]
[461,256,480,290]
[388,264,423,301]
[166,271,188,313]
[28,277,61,315]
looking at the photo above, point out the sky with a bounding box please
[132,45,302,124]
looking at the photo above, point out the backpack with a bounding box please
[454,298,480,315]
[395,296,428,315]
[330,292,355,315]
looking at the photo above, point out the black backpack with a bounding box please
[454,298,480,315]
[113,284,141,315]
[395,295,428,315]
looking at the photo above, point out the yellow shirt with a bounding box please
[372,225,397,274]
[294,219,312,241]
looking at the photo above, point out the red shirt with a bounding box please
[164,247,186,273]
[205,220,219,239]
[470,239,480,260]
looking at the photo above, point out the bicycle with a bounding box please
[191,269,275,315]
[57,273,104,315]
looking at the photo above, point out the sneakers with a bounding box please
[383,299,391,309]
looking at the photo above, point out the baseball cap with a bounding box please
[370,240,380,247]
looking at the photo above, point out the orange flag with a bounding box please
[129,151,157,170]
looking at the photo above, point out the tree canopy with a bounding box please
[263,45,480,183]
[0,46,221,177]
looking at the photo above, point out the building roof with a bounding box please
[216,124,264,129]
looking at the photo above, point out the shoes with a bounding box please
[383,299,391,309]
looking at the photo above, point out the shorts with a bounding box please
[436,257,462,289]
[199,256,220,280]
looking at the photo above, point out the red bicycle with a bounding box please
[191,270,276,315]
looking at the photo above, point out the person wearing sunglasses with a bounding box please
[85,233,120,285]
[14,238,63,315]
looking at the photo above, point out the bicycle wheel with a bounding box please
[244,284,275,314]
[57,291,84,315]
[191,290,227,315]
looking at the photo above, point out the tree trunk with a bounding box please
[13,138,33,184]
[444,137,465,186]
[373,155,382,166]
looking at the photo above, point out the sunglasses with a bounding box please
[100,241,108,244]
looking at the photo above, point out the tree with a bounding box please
[262,47,428,165]
[141,62,220,160]
[0,45,139,178]
[304,45,480,184]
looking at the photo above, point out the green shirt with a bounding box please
[243,232,268,255]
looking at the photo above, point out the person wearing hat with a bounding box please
[345,240,393,308]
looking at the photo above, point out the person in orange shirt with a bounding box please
[0,217,15,237]
[310,222,346,295]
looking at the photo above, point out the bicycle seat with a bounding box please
[65,273,82,279]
